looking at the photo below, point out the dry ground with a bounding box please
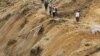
[0,0,100,56]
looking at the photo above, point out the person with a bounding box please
[75,10,80,22]
[55,7,57,16]
[49,5,53,16]
[52,7,57,17]
[44,0,49,11]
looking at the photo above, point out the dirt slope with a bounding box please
[0,0,100,56]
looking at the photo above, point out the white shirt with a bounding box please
[75,12,80,17]
[52,7,56,13]
[53,10,55,13]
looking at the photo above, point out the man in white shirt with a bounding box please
[52,7,57,17]
[75,10,80,22]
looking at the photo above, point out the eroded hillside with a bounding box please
[0,0,100,56]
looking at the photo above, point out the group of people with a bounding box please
[41,0,80,22]
[41,0,58,18]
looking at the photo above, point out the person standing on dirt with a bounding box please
[52,7,57,17]
[49,5,53,16]
[75,10,80,22]
[44,0,49,11]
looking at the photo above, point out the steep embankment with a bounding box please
[0,0,100,56]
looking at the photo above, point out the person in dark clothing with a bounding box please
[55,7,57,16]
[49,5,53,16]
[44,0,49,11]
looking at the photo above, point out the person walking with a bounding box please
[75,10,80,22]
[52,7,57,17]
[49,5,53,16]
[44,0,49,11]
